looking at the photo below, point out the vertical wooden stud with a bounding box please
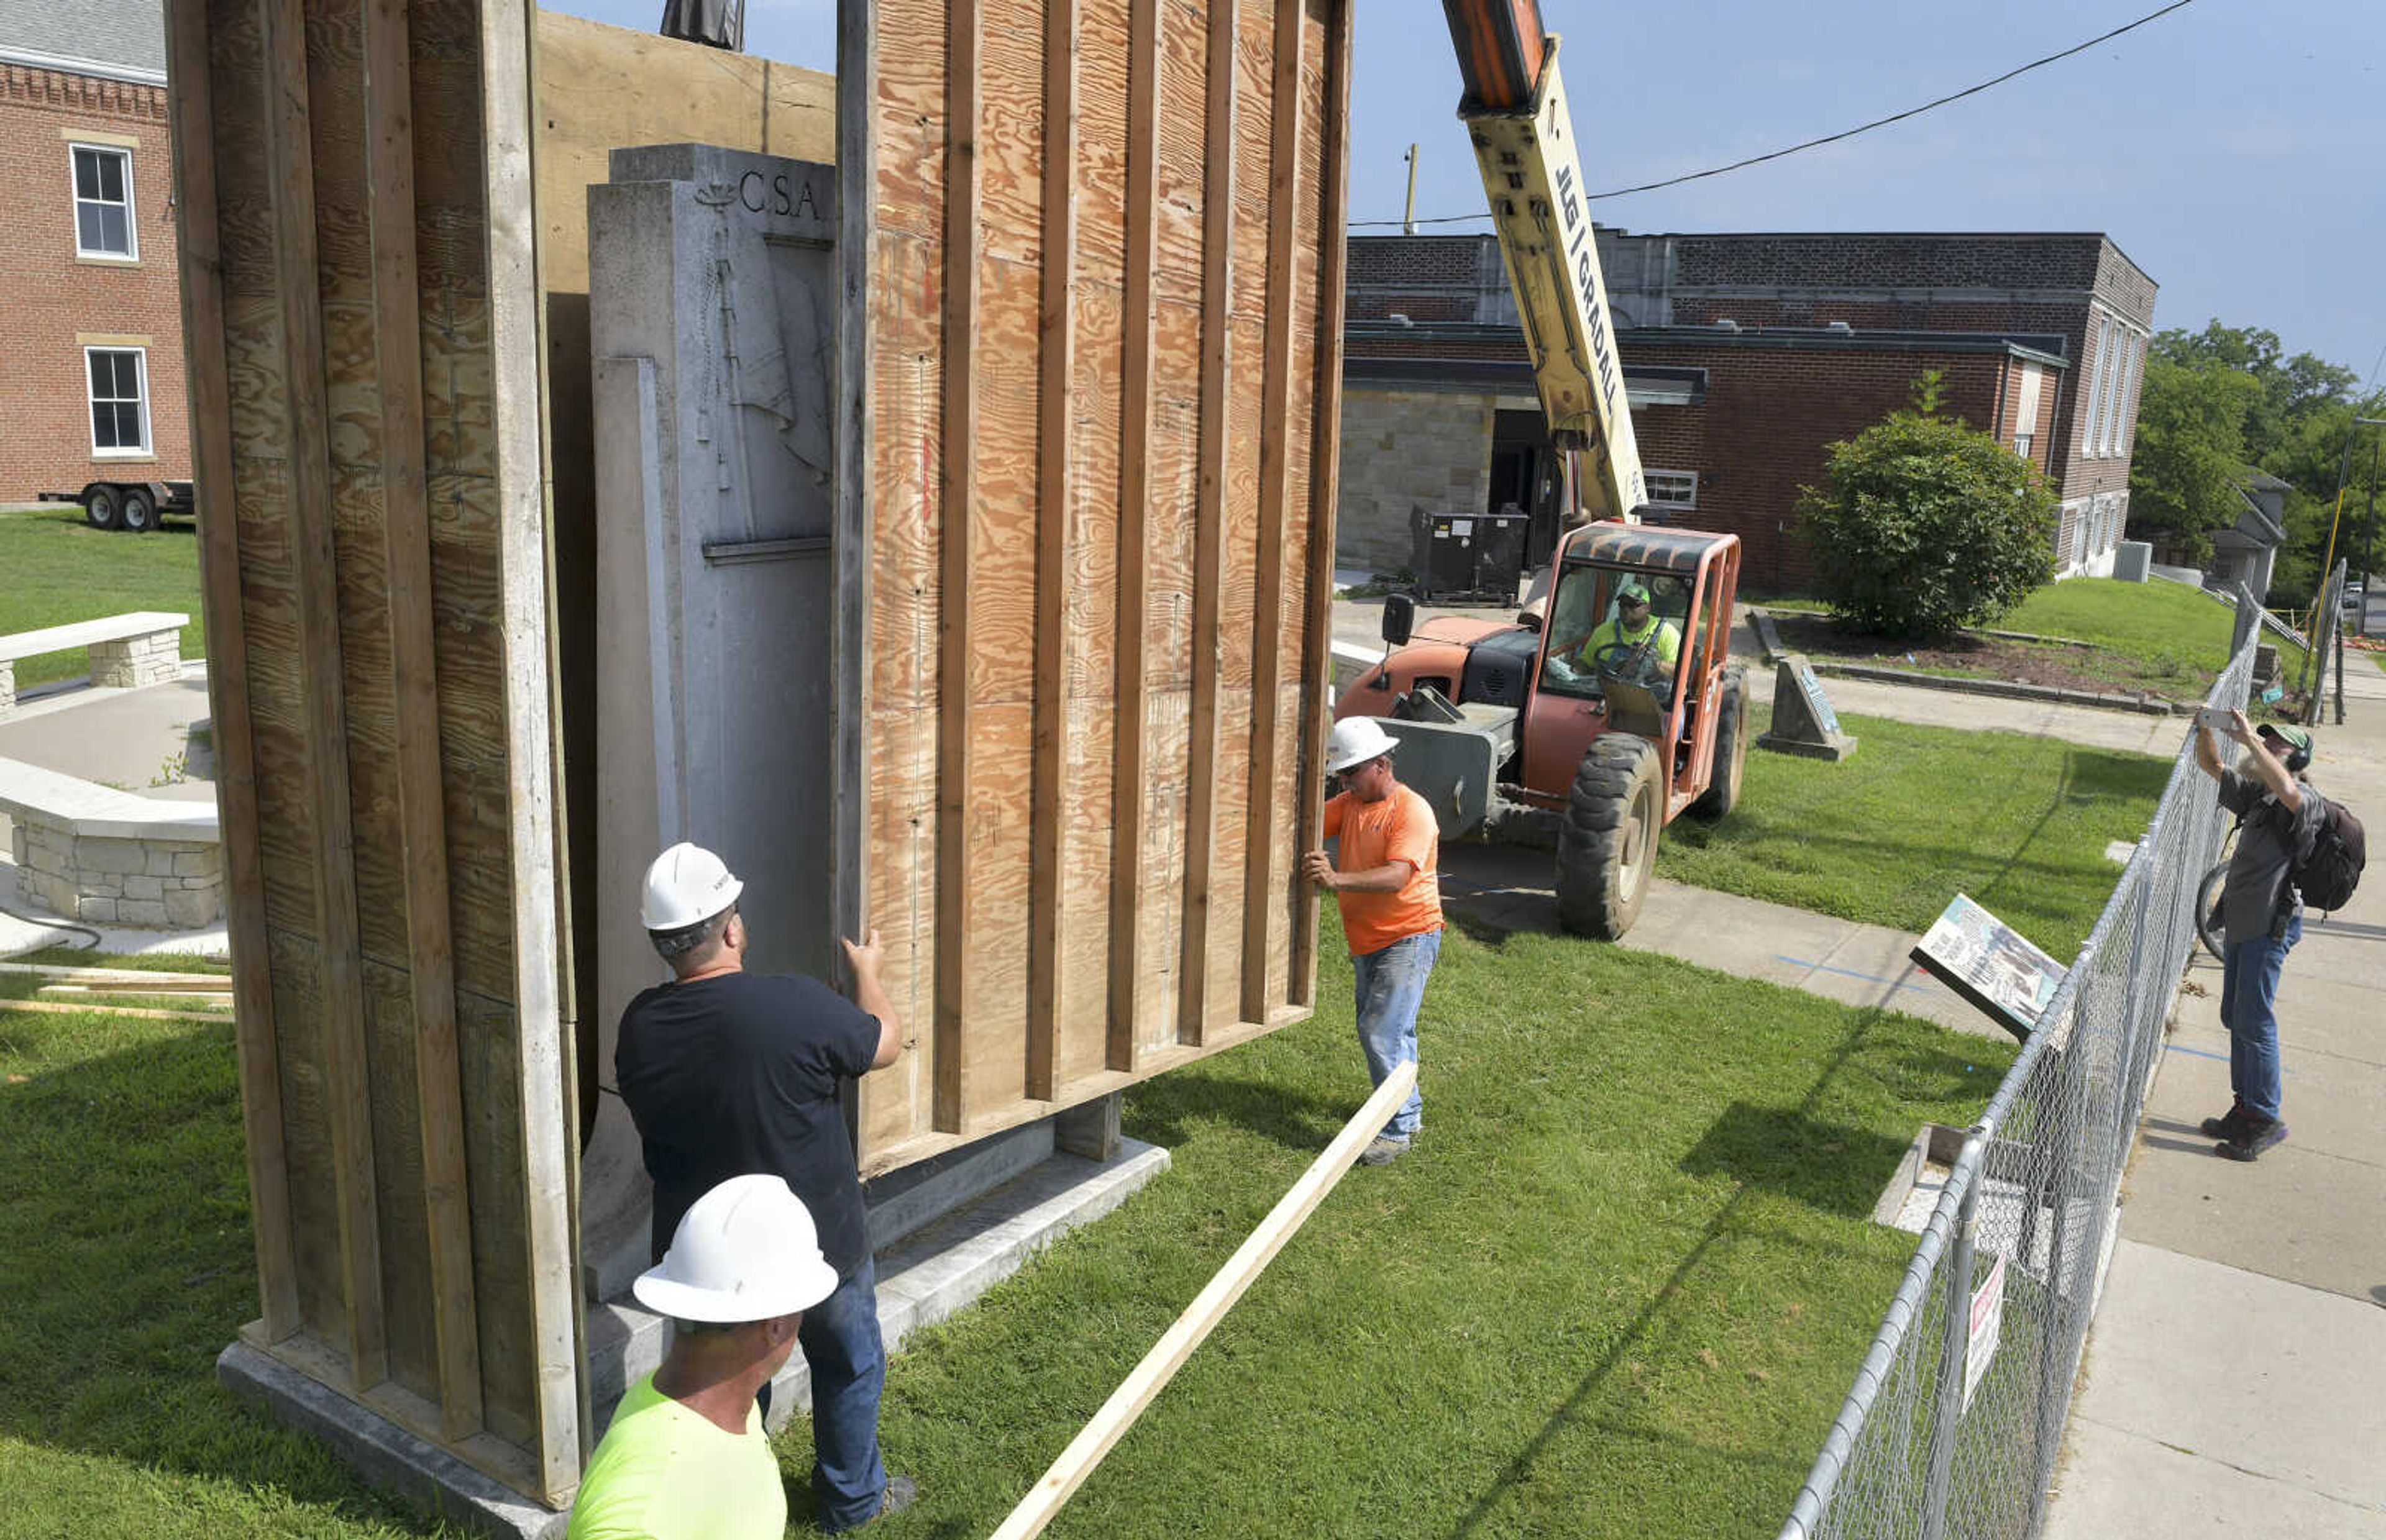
[163,0,301,1345]
[1028,0,1080,1100]
[261,0,385,1391]
[935,0,984,1131]
[1241,0,1304,1023]
[1176,0,1238,1044]
[361,0,482,1441]
[1294,0,1353,1007]
[1107,0,1163,1070]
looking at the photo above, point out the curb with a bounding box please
[1806,660,2186,716]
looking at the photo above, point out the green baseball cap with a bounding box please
[2260,723,2313,755]
[1617,581,1651,605]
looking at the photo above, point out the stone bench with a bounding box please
[0,611,191,713]
[0,755,222,928]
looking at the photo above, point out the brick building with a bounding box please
[1341,231,2156,593]
[0,0,188,504]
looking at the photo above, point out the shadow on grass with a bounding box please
[1124,1065,1356,1157]
[1437,1005,1934,1540]
[0,1010,439,1533]
[1678,1102,1914,1219]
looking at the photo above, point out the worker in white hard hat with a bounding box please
[615,843,917,1530]
[1300,718,1442,1167]
[569,1175,841,1540]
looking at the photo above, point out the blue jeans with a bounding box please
[1351,928,1439,1141]
[2219,915,2300,1123]
[798,1254,889,1530]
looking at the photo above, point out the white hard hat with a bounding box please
[1326,718,1399,775]
[632,1175,840,1323]
[640,842,744,931]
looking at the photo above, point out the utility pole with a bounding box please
[1402,144,1420,235]
[2364,434,2379,639]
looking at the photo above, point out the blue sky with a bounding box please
[546,0,2386,377]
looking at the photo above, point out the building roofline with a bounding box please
[0,43,166,86]
[1348,319,2070,368]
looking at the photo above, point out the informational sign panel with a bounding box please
[1794,661,1844,738]
[1964,1251,2006,1413]
[1909,893,2067,1042]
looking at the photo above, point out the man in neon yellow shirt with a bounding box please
[1578,580,1680,671]
[569,1175,847,1540]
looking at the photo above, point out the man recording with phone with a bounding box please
[2191,708,2321,1162]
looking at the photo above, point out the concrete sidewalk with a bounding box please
[2042,662,2386,1538]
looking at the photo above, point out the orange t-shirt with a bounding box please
[1322,783,1442,957]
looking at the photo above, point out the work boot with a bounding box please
[2216,1117,2288,1162]
[1359,1135,1409,1167]
[2199,1099,2252,1140]
[820,1476,916,1532]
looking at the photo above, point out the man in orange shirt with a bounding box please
[1303,718,1442,1166]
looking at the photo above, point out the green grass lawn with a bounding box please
[2003,576,2308,683]
[0,919,2014,1539]
[1660,704,2169,961]
[0,506,206,690]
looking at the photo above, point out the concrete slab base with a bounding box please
[227,1137,1169,1538]
[217,1340,569,1540]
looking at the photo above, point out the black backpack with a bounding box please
[2292,793,2367,914]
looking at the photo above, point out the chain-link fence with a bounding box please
[1774,641,2256,1540]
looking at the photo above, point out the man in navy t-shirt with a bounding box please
[616,842,915,1530]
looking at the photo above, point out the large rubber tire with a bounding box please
[2195,861,2228,962]
[1689,663,1750,819]
[83,483,122,531]
[1555,734,1663,939]
[120,486,157,534]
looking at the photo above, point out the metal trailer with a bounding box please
[35,478,195,532]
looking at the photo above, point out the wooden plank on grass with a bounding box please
[163,0,300,1348]
[363,0,483,1442]
[1240,0,1304,1024]
[262,0,385,1392]
[933,0,982,1134]
[1291,0,1352,1009]
[985,1061,1415,1540]
[1,996,237,1026]
[1026,0,1079,1101]
[1106,0,1161,1073]
[1175,0,1236,1046]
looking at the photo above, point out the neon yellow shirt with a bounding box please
[567,1372,785,1540]
[1579,614,1680,668]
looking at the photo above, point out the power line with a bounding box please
[1350,0,2199,229]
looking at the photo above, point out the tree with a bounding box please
[2126,358,2258,564]
[1796,411,2059,639]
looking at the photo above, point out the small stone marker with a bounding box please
[1756,653,1857,760]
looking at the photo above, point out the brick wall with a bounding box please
[1619,339,2027,595]
[1337,386,1495,573]
[0,65,187,501]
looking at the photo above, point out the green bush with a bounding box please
[1796,412,2060,639]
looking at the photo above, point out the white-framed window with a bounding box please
[2085,317,2116,459]
[2011,363,2044,460]
[86,346,151,455]
[70,144,137,260]
[1643,468,1698,511]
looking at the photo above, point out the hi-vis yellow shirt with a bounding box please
[567,1373,785,1540]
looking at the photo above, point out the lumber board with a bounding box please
[1025,0,1077,1100]
[35,984,232,1004]
[1292,0,1350,1006]
[1175,0,1233,1043]
[263,0,386,1392]
[0,996,234,1025]
[1105,0,1161,1074]
[933,0,981,1134]
[985,1062,1415,1540]
[364,0,482,1440]
[1239,0,1303,1023]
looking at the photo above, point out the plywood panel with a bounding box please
[854,0,1347,1168]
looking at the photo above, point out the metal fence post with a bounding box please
[1919,1132,1986,1540]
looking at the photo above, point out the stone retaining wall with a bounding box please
[9,817,224,927]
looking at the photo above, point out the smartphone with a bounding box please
[2193,705,2224,732]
